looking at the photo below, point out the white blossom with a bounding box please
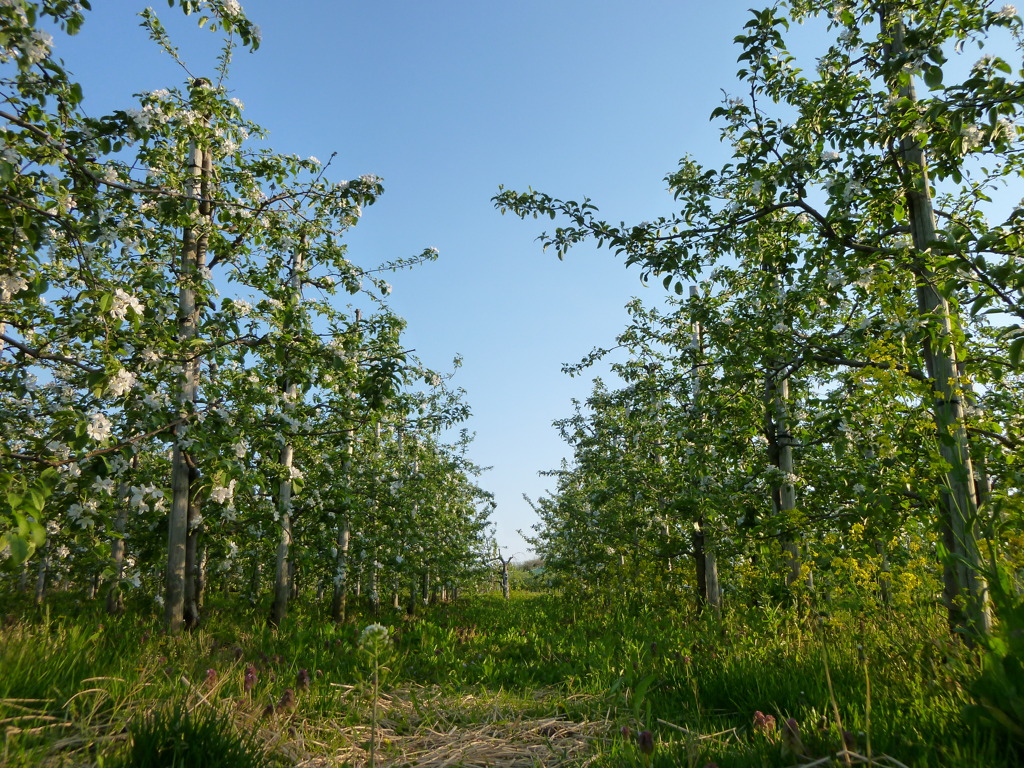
[86,412,112,442]
[960,124,985,151]
[973,54,996,71]
[210,478,237,506]
[106,369,137,397]
[23,29,53,64]
[843,180,866,200]
[109,288,144,320]
[997,5,1017,19]
[1,272,28,301]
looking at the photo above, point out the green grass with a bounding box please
[0,590,1015,766]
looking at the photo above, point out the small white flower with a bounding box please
[821,150,840,162]
[853,483,866,494]
[0,273,29,301]
[973,54,996,71]
[129,486,147,508]
[209,479,237,505]
[997,5,1017,19]
[843,180,866,200]
[359,623,390,650]
[24,29,53,65]
[106,368,136,397]
[109,288,144,320]
[86,412,113,442]
[960,124,985,151]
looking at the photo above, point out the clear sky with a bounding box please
[51,1,828,556]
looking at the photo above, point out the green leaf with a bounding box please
[6,533,30,565]
[24,487,45,516]
[29,519,46,548]
[1010,336,1024,368]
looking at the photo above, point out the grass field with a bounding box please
[0,590,1017,767]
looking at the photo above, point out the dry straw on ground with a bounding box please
[278,685,609,768]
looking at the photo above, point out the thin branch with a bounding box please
[0,333,103,374]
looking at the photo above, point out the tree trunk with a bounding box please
[196,538,208,609]
[765,323,802,593]
[269,439,295,627]
[331,517,351,622]
[689,286,723,618]
[248,558,261,601]
[184,464,202,629]
[881,8,990,637]
[166,133,207,635]
[34,552,47,605]
[106,505,127,615]
[407,573,417,615]
[369,550,380,613]
[269,244,305,628]
[875,538,891,608]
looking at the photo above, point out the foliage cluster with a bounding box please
[498,0,1024,644]
[0,0,496,631]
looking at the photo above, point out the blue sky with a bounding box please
[54,1,844,555]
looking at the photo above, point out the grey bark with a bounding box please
[689,286,722,618]
[881,8,990,636]
[330,312,360,622]
[106,505,127,615]
[268,244,305,628]
[166,132,207,635]
[34,552,47,605]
